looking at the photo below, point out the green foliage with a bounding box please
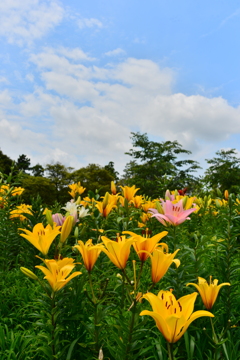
[104,161,120,181]
[123,132,201,197]
[16,154,31,173]
[20,175,57,205]
[45,162,74,203]
[71,163,114,196]
[204,149,240,193]
[0,149,14,175]
[31,164,45,177]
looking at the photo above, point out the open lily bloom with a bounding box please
[150,246,180,283]
[120,185,140,202]
[74,239,104,272]
[140,290,214,343]
[123,230,168,262]
[101,235,136,269]
[150,199,196,226]
[187,276,230,310]
[19,223,61,256]
[36,257,81,292]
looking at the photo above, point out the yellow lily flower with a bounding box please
[10,204,33,221]
[60,215,74,244]
[132,195,144,208]
[187,276,230,310]
[140,212,151,224]
[150,246,180,283]
[36,257,82,292]
[11,187,25,196]
[141,200,156,212]
[123,230,168,262]
[19,223,61,255]
[140,290,214,343]
[101,235,136,269]
[74,239,104,272]
[95,201,116,217]
[68,182,86,198]
[111,181,117,195]
[224,190,229,200]
[120,185,140,201]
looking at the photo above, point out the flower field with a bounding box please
[0,180,240,360]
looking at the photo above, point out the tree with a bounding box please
[21,175,57,205]
[0,149,14,175]
[123,132,201,197]
[204,149,240,193]
[71,164,114,195]
[31,164,45,177]
[104,161,119,181]
[45,162,74,202]
[16,154,31,173]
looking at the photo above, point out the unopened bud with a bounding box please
[60,215,74,244]
[20,267,38,280]
[45,209,53,227]
[98,347,104,360]
[155,201,164,214]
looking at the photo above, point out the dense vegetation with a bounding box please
[0,132,240,360]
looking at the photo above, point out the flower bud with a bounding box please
[45,209,53,227]
[60,215,74,244]
[20,267,38,280]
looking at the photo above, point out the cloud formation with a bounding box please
[0,0,64,45]
[77,17,103,29]
[104,48,126,57]
[1,46,240,173]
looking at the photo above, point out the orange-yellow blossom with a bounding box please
[132,195,144,208]
[60,215,74,244]
[141,200,156,212]
[120,185,140,201]
[111,181,117,195]
[68,182,86,198]
[74,239,104,272]
[150,246,180,283]
[10,204,33,221]
[96,192,116,217]
[80,196,96,208]
[36,257,81,292]
[101,235,136,269]
[19,223,61,255]
[140,290,214,343]
[123,230,168,262]
[11,187,25,196]
[187,276,230,310]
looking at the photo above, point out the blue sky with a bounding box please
[0,0,240,175]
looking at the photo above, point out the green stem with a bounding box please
[210,317,219,360]
[136,261,144,289]
[124,300,137,360]
[94,302,100,354]
[172,226,177,252]
[121,268,133,287]
[51,293,57,359]
[167,342,174,360]
[88,272,97,303]
[147,282,156,293]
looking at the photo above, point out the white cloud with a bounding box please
[2,47,240,173]
[56,47,95,61]
[0,76,9,84]
[77,17,103,30]
[104,48,126,57]
[0,0,64,45]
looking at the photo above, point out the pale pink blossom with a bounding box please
[150,199,196,226]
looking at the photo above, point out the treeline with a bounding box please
[1,132,240,205]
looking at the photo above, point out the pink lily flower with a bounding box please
[52,213,65,226]
[150,199,196,226]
